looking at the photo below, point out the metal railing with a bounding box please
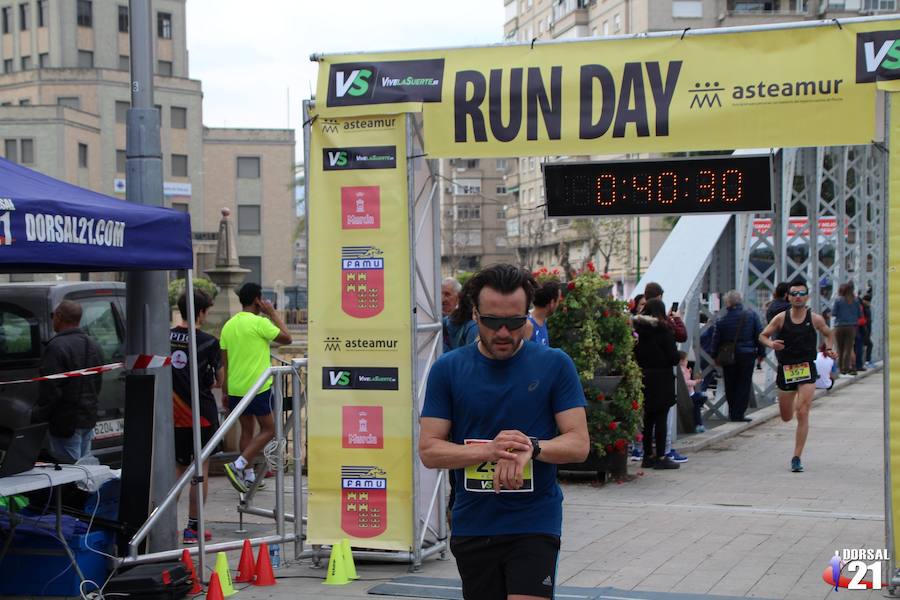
[121,359,307,581]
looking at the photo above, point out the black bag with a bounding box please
[716,311,747,367]
[105,561,192,600]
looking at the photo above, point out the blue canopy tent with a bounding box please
[0,157,192,272]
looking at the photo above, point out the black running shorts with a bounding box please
[174,426,215,466]
[450,533,560,599]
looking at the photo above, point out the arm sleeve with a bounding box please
[422,358,453,420]
[38,342,64,407]
[257,316,281,342]
[669,316,688,343]
[551,350,587,413]
[664,330,680,366]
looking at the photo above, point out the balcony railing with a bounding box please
[551,0,591,23]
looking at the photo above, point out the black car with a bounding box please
[0,282,126,465]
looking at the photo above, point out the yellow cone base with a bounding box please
[323,543,350,585]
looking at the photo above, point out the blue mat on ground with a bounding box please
[367,576,775,600]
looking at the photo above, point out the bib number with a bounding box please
[463,439,534,493]
[783,362,812,385]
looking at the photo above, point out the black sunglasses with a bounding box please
[475,310,528,331]
[789,290,808,297]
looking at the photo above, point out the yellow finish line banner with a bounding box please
[314,19,900,156]
[306,113,413,550]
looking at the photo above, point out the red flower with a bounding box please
[587,261,596,272]
[601,272,610,279]
[567,281,576,290]
[596,393,605,402]
[551,268,560,275]
[614,438,627,451]
[636,433,644,442]
[608,421,618,431]
[605,443,614,453]
[602,310,610,318]
[631,400,640,411]
[605,343,615,353]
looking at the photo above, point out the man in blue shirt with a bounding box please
[524,280,561,347]
[420,264,589,600]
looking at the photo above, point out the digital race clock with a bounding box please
[543,154,773,217]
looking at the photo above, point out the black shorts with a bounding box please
[174,427,216,466]
[450,534,560,599]
[776,361,818,392]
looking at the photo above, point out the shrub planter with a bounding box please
[559,449,628,483]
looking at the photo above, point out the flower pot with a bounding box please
[589,375,622,396]
[558,449,627,482]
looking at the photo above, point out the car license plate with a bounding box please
[94,418,125,440]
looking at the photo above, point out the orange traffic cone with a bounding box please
[206,572,224,600]
[234,539,256,583]
[253,542,277,586]
[181,548,203,594]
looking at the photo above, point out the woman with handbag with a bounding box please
[711,290,765,422]
[831,282,861,376]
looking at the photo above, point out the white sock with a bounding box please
[233,456,248,470]
[244,469,256,482]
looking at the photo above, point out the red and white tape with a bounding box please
[0,353,172,386]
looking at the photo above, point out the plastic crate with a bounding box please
[0,528,112,596]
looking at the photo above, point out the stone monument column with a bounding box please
[205,208,250,334]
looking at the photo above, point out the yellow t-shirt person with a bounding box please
[219,311,281,397]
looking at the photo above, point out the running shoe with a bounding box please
[653,457,681,470]
[629,446,643,462]
[695,425,707,433]
[640,456,656,469]
[183,528,212,544]
[224,462,249,493]
[791,456,804,473]
[666,450,688,463]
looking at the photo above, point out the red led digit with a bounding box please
[722,168,742,202]
[698,169,715,203]
[596,173,616,206]
[657,171,677,205]
[632,174,652,204]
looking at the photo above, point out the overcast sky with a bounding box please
[185,0,506,145]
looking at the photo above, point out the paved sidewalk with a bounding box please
[188,370,887,599]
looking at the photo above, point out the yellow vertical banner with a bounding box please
[307,113,412,550]
[889,93,900,556]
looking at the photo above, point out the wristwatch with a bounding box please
[529,436,542,459]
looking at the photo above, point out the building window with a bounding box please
[497,205,508,219]
[157,11,172,38]
[237,156,260,179]
[172,202,188,213]
[238,205,261,234]
[170,106,187,129]
[3,59,12,73]
[76,0,92,27]
[37,0,47,27]
[4,139,17,162]
[77,50,93,68]
[602,20,609,35]
[673,0,704,17]
[496,185,508,194]
[57,96,80,109]
[20,139,32,164]
[78,143,88,168]
[38,53,49,68]
[20,56,31,70]
[613,13,621,32]
[239,256,261,285]
[118,54,129,71]
[157,60,172,76]
[115,100,129,123]
[116,149,126,173]
[455,204,481,220]
[1,7,10,33]
[118,5,128,32]
[452,178,482,195]
[19,3,29,30]
[0,139,26,163]
[18,98,30,106]
[495,158,508,172]
[171,154,188,177]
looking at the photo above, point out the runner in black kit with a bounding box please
[759,279,836,473]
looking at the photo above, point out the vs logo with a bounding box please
[327,150,348,168]
[856,30,900,83]
[328,369,352,387]
[334,68,375,98]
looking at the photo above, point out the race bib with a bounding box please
[783,362,812,385]
[463,439,534,493]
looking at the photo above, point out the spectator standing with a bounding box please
[633,299,681,470]
[832,282,861,376]
[220,283,292,493]
[444,279,479,352]
[525,280,562,346]
[861,293,874,368]
[711,290,765,422]
[420,264,589,599]
[629,294,646,317]
[678,351,707,433]
[442,277,461,317]
[765,282,792,324]
[170,289,222,543]
[36,300,104,463]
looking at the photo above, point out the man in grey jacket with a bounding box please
[37,300,104,462]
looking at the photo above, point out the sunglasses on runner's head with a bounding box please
[475,310,529,331]
[789,290,809,297]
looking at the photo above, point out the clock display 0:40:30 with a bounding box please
[593,168,746,206]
